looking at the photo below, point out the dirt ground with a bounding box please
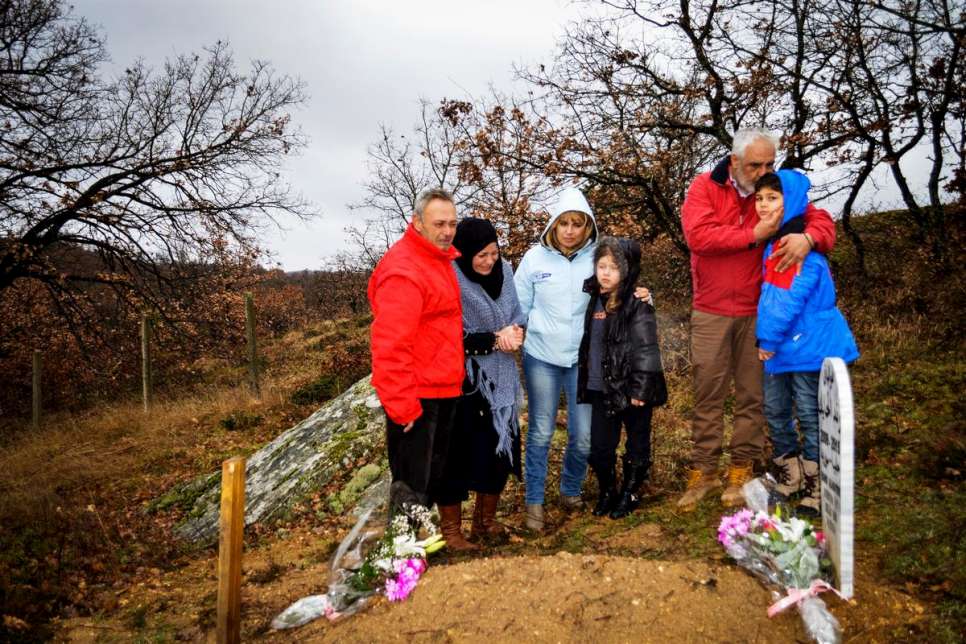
[58,519,929,643]
[287,554,808,643]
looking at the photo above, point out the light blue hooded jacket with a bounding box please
[756,170,859,374]
[514,188,599,368]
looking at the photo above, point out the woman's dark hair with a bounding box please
[755,172,783,193]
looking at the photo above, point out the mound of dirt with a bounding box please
[271,553,812,642]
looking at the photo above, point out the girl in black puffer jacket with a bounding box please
[578,237,668,519]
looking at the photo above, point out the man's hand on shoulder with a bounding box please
[771,233,812,272]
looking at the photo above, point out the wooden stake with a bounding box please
[217,457,245,644]
[244,293,259,397]
[141,314,152,413]
[32,350,42,430]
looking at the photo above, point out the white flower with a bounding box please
[372,556,395,573]
[392,534,426,559]
[786,518,809,542]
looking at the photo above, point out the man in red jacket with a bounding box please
[677,129,837,510]
[367,188,477,550]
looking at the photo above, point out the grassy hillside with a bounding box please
[0,210,962,642]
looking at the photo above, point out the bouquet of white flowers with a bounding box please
[272,503,445,629]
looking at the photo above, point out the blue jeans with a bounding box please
[523,352,592,505]
[763,371,821,462]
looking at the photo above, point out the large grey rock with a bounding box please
[173,375,387,544]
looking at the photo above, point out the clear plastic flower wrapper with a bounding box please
[271,502,444,630]
[717,476,844,644]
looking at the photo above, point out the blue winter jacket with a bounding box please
[514,188,599,368]
[756,170,859,374]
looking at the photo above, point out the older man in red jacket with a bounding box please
[367,187,478,550]
[677,129,837,510]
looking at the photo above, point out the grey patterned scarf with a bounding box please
[455,258,526,462]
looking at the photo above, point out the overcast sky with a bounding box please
[75,0,584,270]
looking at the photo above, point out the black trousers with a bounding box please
[385,397,459,515]
[436,391,522,505]
[588,390,654,474]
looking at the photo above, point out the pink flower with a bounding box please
[394,558,425,581]
[385,558,426,602]
[385,576,416,601]
[815,530,825,545]
[717,509,755,547]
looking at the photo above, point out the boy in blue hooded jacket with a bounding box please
[754,169,859,517]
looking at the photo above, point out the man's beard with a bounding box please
[733,169,755,193]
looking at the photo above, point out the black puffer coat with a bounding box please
[577,237,668,416]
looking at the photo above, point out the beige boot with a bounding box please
[771,454,803,498]
[797,460,821,517]
[675,467,723,511]
[720,462,755,507]
[525,503,544,531]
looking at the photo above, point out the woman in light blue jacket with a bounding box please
[514,187,599,531]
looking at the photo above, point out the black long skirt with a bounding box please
[435,389,522,505]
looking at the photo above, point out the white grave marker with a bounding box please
[818,357,854,598]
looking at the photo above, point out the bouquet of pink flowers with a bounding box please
[717,478,844,644]
[272,503,445,629]
[344,505,444,603]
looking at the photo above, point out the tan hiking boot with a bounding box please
[675,467,722,510]
[721,462,755,507]
[797,460,821,517]
[771,454,803,498]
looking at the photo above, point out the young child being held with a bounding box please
[577,237,668,519]
[755,169,860,517]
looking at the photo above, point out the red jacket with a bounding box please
[681,157,836,317]
[367,223,465,424]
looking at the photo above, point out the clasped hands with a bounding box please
[494,324,524,352]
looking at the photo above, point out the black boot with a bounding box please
[592,463,619,517]
[610,459,648,519]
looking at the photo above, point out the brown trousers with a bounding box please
[690,310,765,471]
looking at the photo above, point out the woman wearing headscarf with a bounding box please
[436,217,526,549]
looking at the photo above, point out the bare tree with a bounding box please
[347,99,477,265]
[592,0,964,261]
[438,96,558,262]
[0,0,309,320]
[352,0,963,271]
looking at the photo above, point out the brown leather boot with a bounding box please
[470,492,507,541]
[438,504,479,552]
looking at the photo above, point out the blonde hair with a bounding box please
[549,211,592,256]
